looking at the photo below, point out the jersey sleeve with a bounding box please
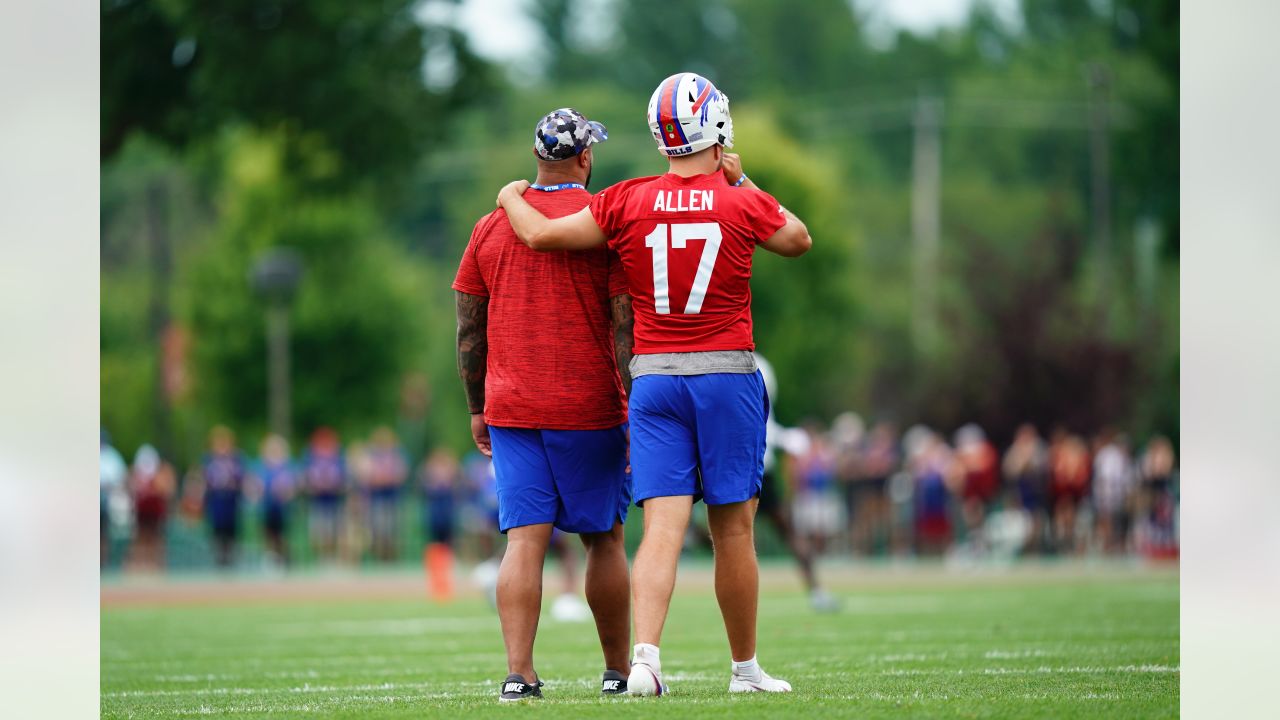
[451,216,490,297]
[589,177,660,247]
[606,248,628,297]
[741,188,789,244]
[588,184,625,241]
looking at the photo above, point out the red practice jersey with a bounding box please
[453,188,628,430]
[589,170,787,354]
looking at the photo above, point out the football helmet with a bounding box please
[646,72,734,158]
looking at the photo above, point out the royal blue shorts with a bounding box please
[629,371,768,506]
[489,424,631,534]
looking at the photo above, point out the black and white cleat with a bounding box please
[601,669,628,696]
[498,673,544,702]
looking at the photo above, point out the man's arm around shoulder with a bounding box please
[496,180,608,251]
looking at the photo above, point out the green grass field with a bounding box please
[101,567,1178,718]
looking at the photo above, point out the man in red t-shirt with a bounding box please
[454,108,633,702]
[496,73,812,696]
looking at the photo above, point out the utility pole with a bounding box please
[251,250,303,440]
[265,303,291,438]
[146,178,174,459]
[1088,63,1112,303]
[912,94,943,354]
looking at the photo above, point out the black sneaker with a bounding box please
[601,669,628,695]
[498,673,543,702]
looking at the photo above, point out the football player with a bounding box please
[497,73,811,696]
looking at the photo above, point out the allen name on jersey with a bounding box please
[653,189,714,212]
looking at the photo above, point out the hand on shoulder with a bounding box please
[496,180,531,208]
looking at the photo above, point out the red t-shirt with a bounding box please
[453,188,628,430]
[589,171,787,354]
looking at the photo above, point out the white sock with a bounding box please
[634,643,661,670]
[732,655,760,679]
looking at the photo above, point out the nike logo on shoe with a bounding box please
[498,674,543,701]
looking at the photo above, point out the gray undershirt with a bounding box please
[629,350,758,378]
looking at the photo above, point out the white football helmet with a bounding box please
[647,72,734,158]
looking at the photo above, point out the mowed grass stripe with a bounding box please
[103,575,1177,719]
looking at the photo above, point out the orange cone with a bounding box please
[425,543,455,601]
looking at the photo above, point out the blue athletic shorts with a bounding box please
[629,371,768,506]
[489,423,631,534]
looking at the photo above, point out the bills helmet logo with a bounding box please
[647,72,734,158]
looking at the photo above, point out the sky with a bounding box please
[423,0,1022,64]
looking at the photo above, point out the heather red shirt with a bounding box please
[589,171,787,354]
[453,188,628,430]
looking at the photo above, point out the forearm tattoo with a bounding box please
[456,291,489,414]
[611,294,635,397]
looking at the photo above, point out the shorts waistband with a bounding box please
[630,350,758,378]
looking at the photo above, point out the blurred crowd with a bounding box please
[777,415,1179,561]
[99,416,1177,573]
[99,425,498,573]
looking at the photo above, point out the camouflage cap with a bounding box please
[534,108,608,161]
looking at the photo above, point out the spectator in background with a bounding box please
[1092,431,1135,554]
[954,424,1000,549]
[1048,431,1091,554]
[1135,435,1178,556]
[364,426,409,562]
[303,427,346,562]
[787,421,842,556]
[127,444,175,571]
[202,425,247,569]
[255,434,297,568]
[343,440,372,563]
[100,429,130,567]
[462,449,502,567]
[421,447,461,600]
[911,430,958,556]
[854,422,899,557]
[754,353,837,612]
[1002,424,1049,553]
[828,412,864,553]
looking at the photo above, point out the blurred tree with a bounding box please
[730,108,863,421]
[823,0,1178,439]
[526,0,576,61]
[100,0,1180,460]
[102,0,503,459]
[101,138,211,462]
[1111,0,1179,257]
[181,130,427,444]
[101,0,194,158]
[728,0,869,98]
[101,0,496,194]
[605,0,740,91]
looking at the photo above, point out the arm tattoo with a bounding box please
[456,291,489,414]
[610,294,635,397]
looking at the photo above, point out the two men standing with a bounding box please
[455,73,811,701]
